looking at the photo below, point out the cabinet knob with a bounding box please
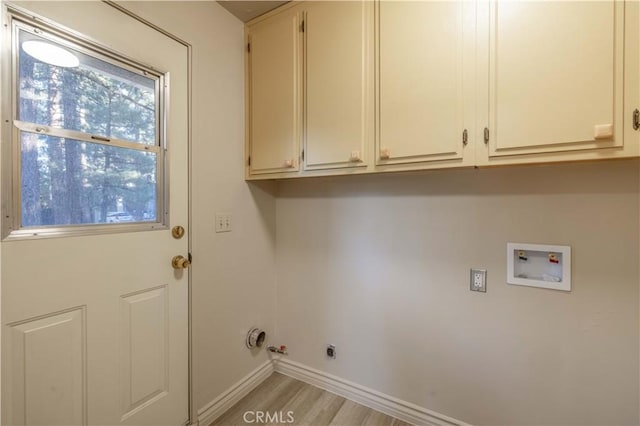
[284,159,294,168]
[349,150,361,162]
[593,124,613,140]
[380,148,390,160]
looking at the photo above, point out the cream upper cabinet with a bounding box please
[376,1,475,167]
[246,7,302,175]
[479,0,626,161]
[303,1,373,171]
[245,0,639,180]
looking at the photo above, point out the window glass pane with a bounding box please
[21,132,157,227]
[18,30,157,145]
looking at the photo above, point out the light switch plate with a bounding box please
[215,213,232,233]
[470,269,487,292]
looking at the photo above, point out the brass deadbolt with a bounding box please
[172,225,185,239]
[172,255,190,270]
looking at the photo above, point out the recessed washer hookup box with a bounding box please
[507,243,571,291]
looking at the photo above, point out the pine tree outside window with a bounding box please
[2,17,167,238]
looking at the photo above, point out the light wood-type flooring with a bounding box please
[211,373,413,426]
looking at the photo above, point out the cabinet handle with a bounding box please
[380,148,390,160]
[284,159,294,168]
[349,150,361,162]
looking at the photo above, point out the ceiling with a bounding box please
[217,1,289,22]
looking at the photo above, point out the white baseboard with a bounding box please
[196,358,468,426]
[197,360,274,426]
[273,358,468,426]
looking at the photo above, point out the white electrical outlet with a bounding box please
[215,213,232,233]
[470,269,487,292]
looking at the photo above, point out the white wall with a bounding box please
[119,1,278,416]
[276,160,640,425]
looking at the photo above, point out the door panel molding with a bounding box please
[120,285,170,421]
[6,306,87,426]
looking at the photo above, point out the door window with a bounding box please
[3,19,167,238]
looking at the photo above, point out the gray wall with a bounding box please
[275,160,640,425]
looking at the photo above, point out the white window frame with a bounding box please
[1,6,169,240]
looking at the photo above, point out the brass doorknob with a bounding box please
[172,255,190,270]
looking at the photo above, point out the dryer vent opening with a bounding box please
[246,327,266,349]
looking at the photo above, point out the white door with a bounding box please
[1,2,189,425]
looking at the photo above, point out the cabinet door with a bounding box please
[486,1,624,158]
[377,1,472,166]
[304,1,373,170]
[247,9,302,175]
